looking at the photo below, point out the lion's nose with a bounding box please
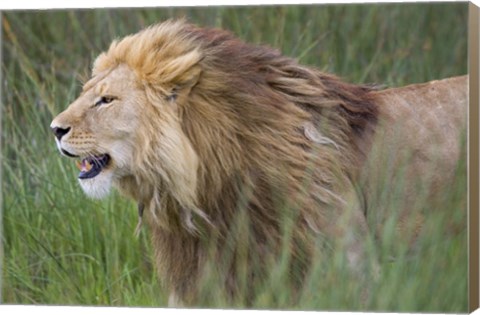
[51,126,71,141]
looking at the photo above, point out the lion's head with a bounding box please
[51,21,204,209]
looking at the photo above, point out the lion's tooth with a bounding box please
[75,160,82,171]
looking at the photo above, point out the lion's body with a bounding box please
[50,20,467,306]
[363,77,467,238]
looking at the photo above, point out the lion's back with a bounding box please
[361,75,467,237]
[373,75,467,171]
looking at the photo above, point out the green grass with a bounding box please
[1,3,468,312]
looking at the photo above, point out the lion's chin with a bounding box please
[78,170,114,199]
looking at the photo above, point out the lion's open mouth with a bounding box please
[75,154,111,179]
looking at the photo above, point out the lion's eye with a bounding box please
[94,96,116,107]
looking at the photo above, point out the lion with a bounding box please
[50,20,467,306]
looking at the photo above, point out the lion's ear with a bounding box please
[174,64,202,91]
[159,50,202,95]
[165,64,201,103]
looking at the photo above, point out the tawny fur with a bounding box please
[51,20,468,305]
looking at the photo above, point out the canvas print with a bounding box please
[1,3,469,312]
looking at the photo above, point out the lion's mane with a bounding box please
[92,20,379,303]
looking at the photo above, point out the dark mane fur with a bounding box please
[93,20,380,304]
